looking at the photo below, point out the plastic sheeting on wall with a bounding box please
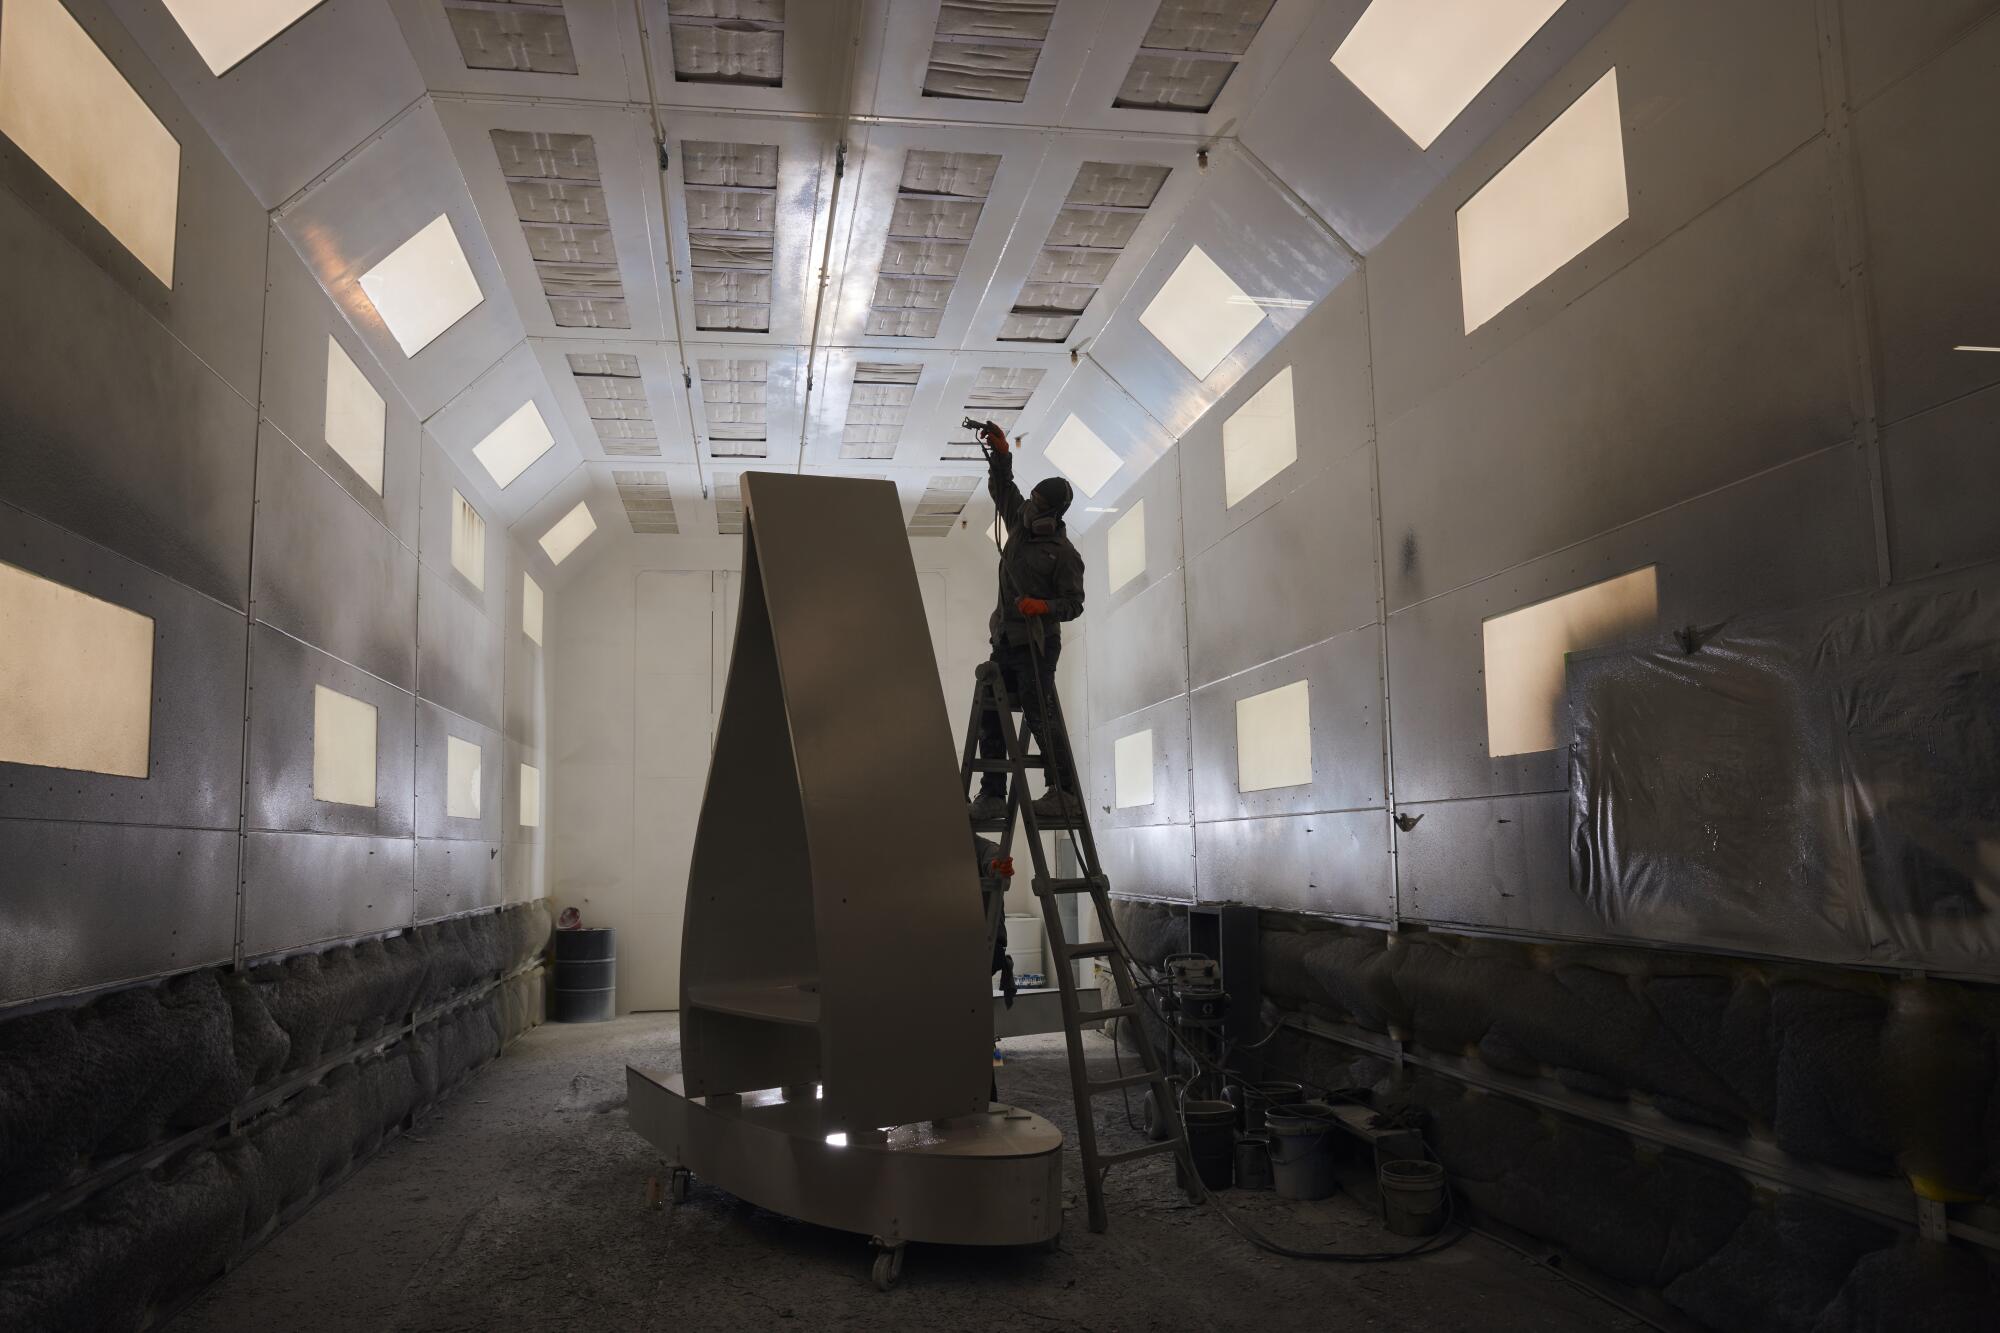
[1568,571,2000,976]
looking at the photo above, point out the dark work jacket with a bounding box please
[988,449,1085,649]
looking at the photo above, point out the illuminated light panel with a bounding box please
[1114,729,1154,809]
[1222,366,1298,508]
[446,734,482,820]
[1235,679,1312,793]
[0,0,181,285]
[451,490,486,590]
[1331,0,1567,150]
[1138,245,1265,379]
[1457,67,1628,334]
[1955,345,2000,354]
[312,684,377,807]
[1107,500,1146,593]
[1043,415,1121,498]
[519,762,542,827]
[0,561,153,777]
[160,0,326,75]
[523,573,544,645]
[1483,565,1657,757]
[357,214,484,356]
[538,501,596,565]
[323,337,385,494]
[472,400,555,489]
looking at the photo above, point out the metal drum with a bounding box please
[551,927,616,1022]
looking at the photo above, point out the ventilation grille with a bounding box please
[494,130,629,329]
[567,351,659,457]
[922,1,1057,103]
[714,476,743,534]
[680,139,778,333]
[1001,161,1168,343]
[1114,0,1274,112]
[909,474,979,537]
[446,0,577,74]
[842,361,921,461]
[614,469,679,533]
[667,0,784,87]
[868,149,1001,339]
[946,365,1047,459]
[697,358,768,458]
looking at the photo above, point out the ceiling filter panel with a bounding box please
[841,362,923,460]
[566,351,658,456]
[614,470,681,533]
[493,130,630,329]
[923,1,1059,104]
[446,0,578,75]
[667,0,785,87]
[946,365,1046,459]
[682,140,779,333]
[1002,161,1168,343]
[696,358,769,457]
[1114,0,1276,113]
[868,150,1001,340]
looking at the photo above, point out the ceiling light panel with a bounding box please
[682,141,778,333]
[1331,0,1567,150]
[842,362,923,460]
[1115,0,1276,113]
[696,358,769,458]
[472,399,557,489]
[923,1,1058,104]
[1043,414,1121,497]
[1138,244,1265,379]
[538,500,597,564]
[946,365,1047,459]
[868,150,1001,339]
[446,0,577,74]
[566,351,658,456]
[160,0,326,75]
[358,214,485,357]
[614,470,680,534]
[493,130,629,329]
[908,475,980,537]
[667,0,784,87]
[1002,161,1169,344]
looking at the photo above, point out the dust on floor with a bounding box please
[175,1015,1642,1332]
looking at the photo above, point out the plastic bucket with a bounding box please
[1178,1099,1237,1191]
[1265,1102,1340,1201]
[1234,1134,1273,1191]
[1231,1080,1306,1133]
[1379,1159,1447,1236]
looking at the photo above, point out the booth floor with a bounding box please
[174,1015,1642,1332]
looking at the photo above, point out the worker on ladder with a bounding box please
[969,421,1086,824]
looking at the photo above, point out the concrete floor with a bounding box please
[176,1016,1643,1332]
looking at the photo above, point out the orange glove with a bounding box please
[991,856,1014,878]
[1016,596,1050,617]
[980,422,1010,453]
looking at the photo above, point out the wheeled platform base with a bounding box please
[628,1067,1063,1288]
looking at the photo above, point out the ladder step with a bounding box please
[1086,1070,1162,1095]
[1034,875,1102,896]
[969,758,1043,772]
[1096,1140,1178,1170]
[1063,942,1119,961]
[1078,1004,1136,1023]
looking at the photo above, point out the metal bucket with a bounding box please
[1178,1099,1238,1191]
[1233,1134,1273,1191]
[1264,1102,1339,1201]
[1379,1158,1447,1236]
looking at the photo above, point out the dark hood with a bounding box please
[1027,477,1074,523]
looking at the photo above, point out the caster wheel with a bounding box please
[871,1245,905,1291]
[669,1168,692,1204]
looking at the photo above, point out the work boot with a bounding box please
[968,791,1009,823]
[1031,789,1084,822]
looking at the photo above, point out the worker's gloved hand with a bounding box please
[992,856,1014,878]
[1016,596,1050,617]
[979,422,1010,453]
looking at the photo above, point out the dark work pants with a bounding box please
[977,640,1075,798]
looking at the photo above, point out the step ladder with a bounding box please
[958,659,1188,1234]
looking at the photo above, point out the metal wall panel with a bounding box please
[0,185,257,608]
[1090,692,1191,832]
[240,831,415,958]
[252,424,419,690]
[1186,460,1378,688]
[1394,792,1600,938]
[417,564,505,732]
[502,837,546,905]
[0,821,238,1005]
[1881,384,2000,581]
[504,566,548,749]
[245,623,417,837]
[1852,13,2000,427]
[1189,626,1385,822]
[258,239,422,548]
[1178,274,1375,560]
[1378,143,1854,609]
[1078,442,1182,619]
[1098,822,1195,903]
[414,700,504,842]
[1084,570,1188,724]
[1388,445,1877,805]
[1194,810,1391,920]
[415,837,504,922]
[0,505,245,830]
[1840,0,2000,108]
[1366,0,1827,429]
